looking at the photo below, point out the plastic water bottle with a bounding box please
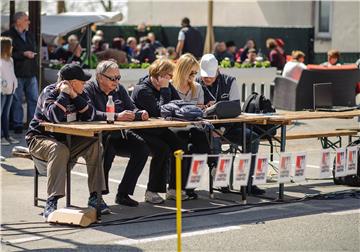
[106,95,115,124]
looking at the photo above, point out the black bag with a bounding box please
[204,100,241,119]
[333,140,360,187]
[243,92,277,137]
[160,100,203,121]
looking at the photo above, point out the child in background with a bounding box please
[1,36,20,146]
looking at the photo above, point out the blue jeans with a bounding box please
[1,94,14,138]
[11,77,38,128]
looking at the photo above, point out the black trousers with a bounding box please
[136,128,189,191]
[103,130,150,195]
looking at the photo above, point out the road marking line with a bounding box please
[114,225,242,245]
[328,209,360,215]
[5,236,44,244]
[71,171,147,189]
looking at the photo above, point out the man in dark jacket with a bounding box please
[83,60,160,206]
[197,54,265,195]
[2,12,38,133]
[131,58,195,200]
[25,64,107,220]
[176,17,203,59]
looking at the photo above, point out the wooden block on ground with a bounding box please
[47,207,96,227]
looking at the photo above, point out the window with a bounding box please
[315,0,332,39]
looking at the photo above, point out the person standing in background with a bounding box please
[1,12,39,134]
[321,49,341,66]
[176,17,203,59]
[282,50,306,82]
[1,37,20,146]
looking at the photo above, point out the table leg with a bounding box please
[241,123,247,203]
[96,133,103,220]
[278,125,286,201]
[66,135,71,207]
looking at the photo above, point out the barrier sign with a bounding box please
[253,154,269,185]
[319,150,332,178]
[335,148,346,177]
[346,146,358,176]
[213,155,233,187]
[293,152,307,182]
[186,154,207,189]
[278,153,292,183]
[233,153,251,188]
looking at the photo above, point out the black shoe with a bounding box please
[186,189,198,200]
[115,193,139,207]
[14,127,23,134]
[43,196,58,220]
[247,185,266,195]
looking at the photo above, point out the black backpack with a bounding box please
[160,100,203,121]
[333,140,360,187]
[243,92,277,137]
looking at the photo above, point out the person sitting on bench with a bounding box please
[196,54,265,195]
[25,64,107,220]
[83,60,156,206]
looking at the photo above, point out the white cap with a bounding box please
[200,54,218,77]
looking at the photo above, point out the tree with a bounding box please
[100,0,112,11]
[57,1,66,13]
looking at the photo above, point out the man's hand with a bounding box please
[117,110,135,121]
[205,100,216,108]
[140,110,149,121]
[59,81,72,95]
[157,76,170,88]
[23,51,36,59]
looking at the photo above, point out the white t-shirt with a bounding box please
[178,30,185,41]
[0,58,18,95]
[282,61,307,82]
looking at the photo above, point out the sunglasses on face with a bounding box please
[101,73,121,82]
[189,71,198,77]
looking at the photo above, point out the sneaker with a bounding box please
[88,194,111,214]
[247,185,266,195]
[145,190,165,204]
[43,197,58,220]
[7,136,20,144]
[1,137,10,146]
[115,193,139,207]
[166,189,189,201]
[185,189,198,200]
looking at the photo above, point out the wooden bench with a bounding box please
[12,147,70,207]
[262,129,357,150]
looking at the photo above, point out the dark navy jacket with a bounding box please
[196,73,237,105]
[84,80,141,121]
[26,83,95,143]
[131,76,180,117]
[1,27,37,78]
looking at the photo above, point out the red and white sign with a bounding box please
[292,152,307,182]
[213,155,233,187]
[186,154,208,189]
[319,150,332,178]
[335,148,346,177]
[253,154,269,185]
[233,153,251,188]
[278,152,292,183]
[346,146,358,176]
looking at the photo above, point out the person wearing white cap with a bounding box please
[196,54,265,195]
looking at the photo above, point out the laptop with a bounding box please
[313,83,357,112]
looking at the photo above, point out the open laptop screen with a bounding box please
[313,83,333,110]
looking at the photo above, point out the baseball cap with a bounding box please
[200,54,218,77]
[59,64,92,81]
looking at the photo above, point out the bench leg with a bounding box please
[34,166,39,206]
[66,135,71,207]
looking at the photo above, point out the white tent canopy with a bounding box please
[1,12,123,38]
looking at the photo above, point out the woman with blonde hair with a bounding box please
[172,53,204,106]
[1,36,19,146]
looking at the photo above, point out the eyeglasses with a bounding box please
[189,71,198,77]
[101,73,121,82]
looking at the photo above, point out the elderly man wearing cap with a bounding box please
[25,64,108,220]
[196,54,265,195]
